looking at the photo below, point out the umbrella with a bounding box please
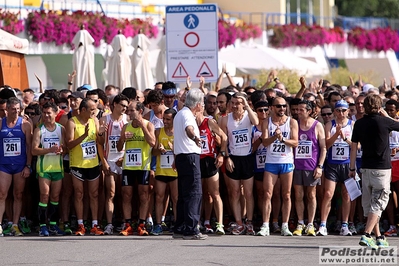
[72,26,97,91]
[218,44,329,77]
[106,32,132,90]
[155,35,167,83]
[131,32,154,90]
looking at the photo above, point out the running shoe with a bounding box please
[0,224,3,236]
[232,224,246,235]
[376,237,389,247]
[359,235,377,249]
[120,223,133,236]
[348,223,357,235]
[49,225,65,236]
[11,224,23,236]
[384,227,397,237]
[204,224,214,234]
[19,219,31,234]
[356,222,365,234]
[183,233,208,240]
[305,224,316,236]
[288,219,296,232]
[63,223,73,235]
[271,223,281,233]
[90,225,104,235]
[246,223,255,235]
[161,222,169,231]
[256,224,270,236]
[146,222,153,234]
[2,222,12,236]
[75,224,86,236]
[104,224,114,235]
[293,224,304,236]
[39,226,49,237]
[137,224,149,236]
[151,224,163,236]
[340,225,352,236]
[215,222,225,235]
[317,226,328,236]
[227,222,237,234]
[281,224,293,236]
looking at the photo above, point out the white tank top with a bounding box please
[265,116,294,164]
[105,114,128,162]
[390,130,399,162]
[227,111,253,156]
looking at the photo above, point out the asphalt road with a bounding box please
[1,233,398,266]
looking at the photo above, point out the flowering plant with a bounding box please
[268,24,345,48]
[26,10,159,47]
[0,9,24,34]
[218,19,262,48]
[347,27,399,52]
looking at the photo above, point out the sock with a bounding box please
[282,222,288,228]
[298,220,304,225]
[263,222,269,227]
[204,220,210,225]
[139,219,146,225]
[38,202,48,225]
[48,202,59,226]
[320,221,326,227]
[78,219,83,225]
[376,235,385,240]
[364,232,371,238]
[20,216,26,221]
[342,222,348,227]
[146,217,153,224]
[161,216,165,222]
[92,220,98,227]
[273,221,279,227]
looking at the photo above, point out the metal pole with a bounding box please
[297,0,300,24]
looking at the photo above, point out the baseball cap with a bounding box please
[77,84,92,91]
[362,84,374,93]
[335,99,349,109]
[68,91,85,99]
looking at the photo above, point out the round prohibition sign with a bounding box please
[184,32,200,48]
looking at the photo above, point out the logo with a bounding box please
[7,132,13,137]
[300,134,308,141]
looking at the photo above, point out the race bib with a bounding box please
[270,141,287,157]
[81,141,97,159]
[108,136,120,153]
[43,137,60,156]
[200,135,210,154]
[256,149,267,169]
[160,150,173,169]
[3,138,21,157]
[295,141,312,159]
[356,148,363,159]
[232,129,249,148]
[125,148,142,167]
[332,143,349,161]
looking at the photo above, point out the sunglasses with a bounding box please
[26,112,36,116]
[119,103,128,109]
[256,108,269,113]
[321,112,332,116]
[90,99,98,103]
[274,104,287,108]
[59,106,68,109]
[335,109,347,113]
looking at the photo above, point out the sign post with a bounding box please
[165,4,219,83]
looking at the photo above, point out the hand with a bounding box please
[133,118,144,128]
[84,123,90,136]
[98,120,108,135]
[348,169,356,178]
[125,131,133,139]
[383,78,388,91]
[194,136,202,148]
[21,166,31,178]
[349,75,354,85]
[168,141,174,151]
[172,160,176,172]
[68,70,77,83]
[199,76,205,87]
[274,127,282,141]
[236,95,249,109]
[379,108,389,117]
[186,76,192,89]
[221,63,226,74]
[34,73,43,85]
[313,168,322,179]
[115,157,123,167]
[102,160,111,176]
[317,79,323,91]
[215,154,224,168]
[299,76,306,88]
[159,143,166,154]
[226,157,235,173]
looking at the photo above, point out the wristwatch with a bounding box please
[219,151,227,157]
[317,165,323,169]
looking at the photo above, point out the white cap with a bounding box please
[362,84,374,93]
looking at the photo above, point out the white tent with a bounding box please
[155,35,167,83]
[131,33,154,90]
[105,33,132,89]
[218,44,329,77]
[72,28,97,90]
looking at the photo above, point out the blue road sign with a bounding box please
[184,14,199,29]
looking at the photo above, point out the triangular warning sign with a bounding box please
[172,62,189,78]
[196,61,213,77]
